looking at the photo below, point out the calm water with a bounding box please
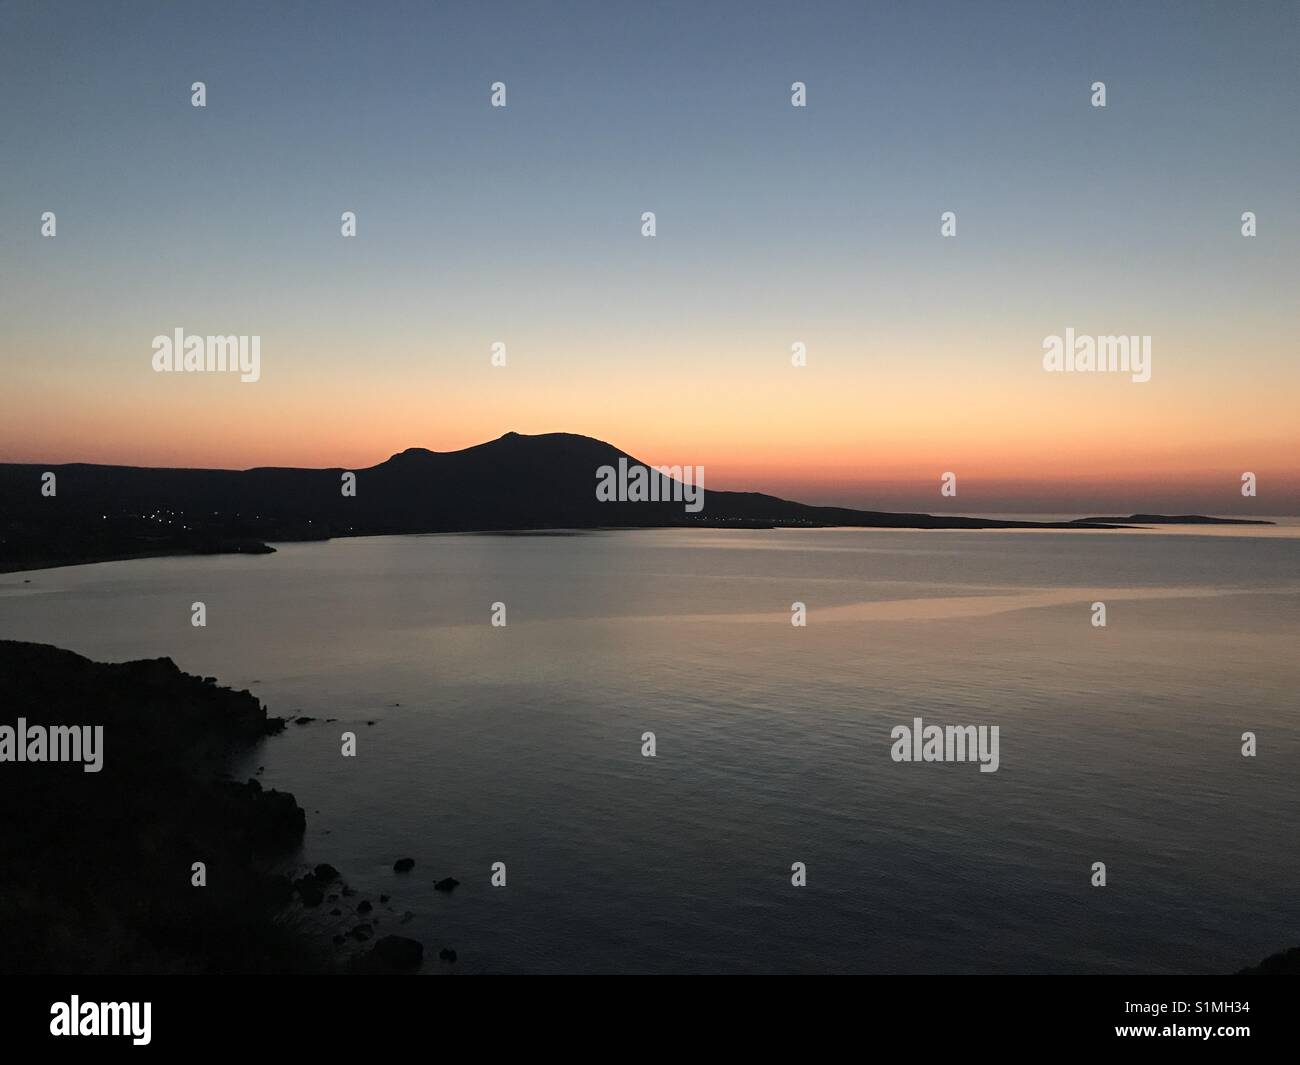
[3,525,1299,974]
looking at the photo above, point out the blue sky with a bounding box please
[2,1,1296,510]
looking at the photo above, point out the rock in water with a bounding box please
[293,875,324,907]
[313,863,340,884]
[393,857,415,873]
[1236,946,1300,974]
[434,877,459,893]
[373,935,424,972]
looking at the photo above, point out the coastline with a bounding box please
[0,542,277,577]
[0,520,1127,576]
[6,514,1292,576]
[0,547,217,576]
[0,641,422,974]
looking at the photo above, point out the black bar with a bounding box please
[0,975,1286,1053]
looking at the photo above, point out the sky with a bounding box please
[1,0,1297,513]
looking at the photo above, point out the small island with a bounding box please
[1070,514,1275,526]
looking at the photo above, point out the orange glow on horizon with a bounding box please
[4,337,1297,511]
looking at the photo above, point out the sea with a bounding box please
[2,522,1298,973]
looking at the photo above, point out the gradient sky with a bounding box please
[2,0,1297,512]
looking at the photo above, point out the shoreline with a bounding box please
[0,542,278,576]
[1,638,1292,975]
[4,515,1293,576]
[0,640,424,974]
[0,547,209,576]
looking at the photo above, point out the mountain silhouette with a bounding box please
[0,431,1122,570]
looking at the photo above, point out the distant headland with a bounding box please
[0,431,1271,573]
[1070,515,1274,526]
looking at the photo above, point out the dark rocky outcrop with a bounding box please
[294,875,325,908]
[0,640,438,975]
[373,936,424,972]
[313,863,340,884]
[1236,946,1300,974]
[0,641,314,974]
